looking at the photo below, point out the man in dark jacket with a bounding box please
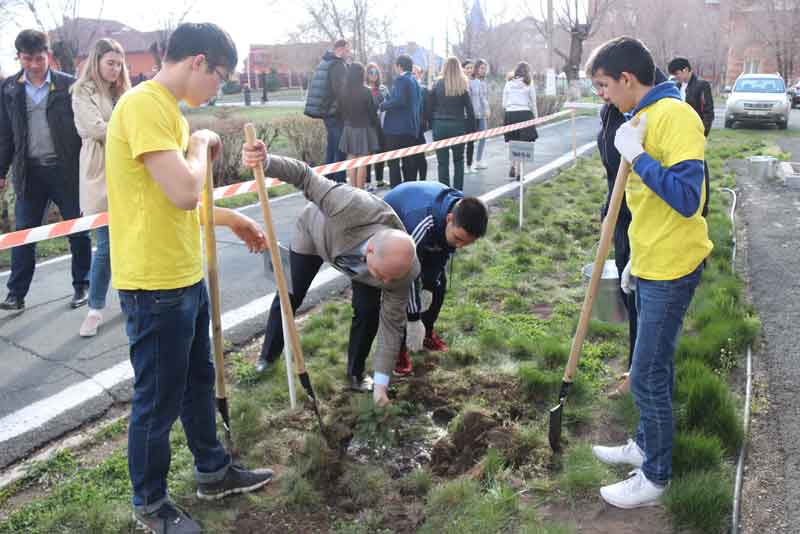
[381,181,488,376]
[668,57,712,216]
[304,39,350,183]
[0,29,90,311]
[380,54,420,188]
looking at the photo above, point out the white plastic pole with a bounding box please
[280,308,297,409]
[519,160,524,229]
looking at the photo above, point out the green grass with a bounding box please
[664,470,732,534]
[558,443,612,498]
[672,432,724,477]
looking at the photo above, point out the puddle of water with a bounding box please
[346,412,449,477]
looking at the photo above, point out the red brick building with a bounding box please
[243,42,328,89]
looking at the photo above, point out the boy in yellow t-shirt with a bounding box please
[105,23,271,532]
[584,37,712,510]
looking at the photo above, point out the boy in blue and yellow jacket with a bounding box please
[586,36,712,510]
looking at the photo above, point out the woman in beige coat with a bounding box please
[71,38,131,337]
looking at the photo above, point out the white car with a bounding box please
[725,73,790,129]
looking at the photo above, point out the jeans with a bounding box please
[384,133,418,188]
[88,226,111,310]
[433,119,467,191]
[324,117,346,183]
[119,280,230,513]
[7,163,91,298]
[474,119,487,161]
[631,264,703,486]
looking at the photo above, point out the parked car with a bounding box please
[788,79,800,108]
[725,73,790,129]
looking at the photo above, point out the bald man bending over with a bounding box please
[243,142,420,405]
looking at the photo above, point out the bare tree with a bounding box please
[298,0,394,64]
[528,0,615,92]
[23,0,105,74]
[148,1,197,71]
[741,0,800,82]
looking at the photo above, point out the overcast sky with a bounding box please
[1,0,537,75]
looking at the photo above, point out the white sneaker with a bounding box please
[465,165,473,174]
[79,310,103,337]
[475,161,488,170]
[600,469,665,509]
[592,439,645,467]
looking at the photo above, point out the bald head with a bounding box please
[366,229,416,284]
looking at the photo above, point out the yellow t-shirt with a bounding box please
[106,80,202,290]
[626,98,713,280]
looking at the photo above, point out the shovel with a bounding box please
[202,154,232,445]
[548,142,635,452]
[244,123,332,445]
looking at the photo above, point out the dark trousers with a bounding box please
[433,119,467,191]
[7,163,91,298]
[259,251,382,381]
[347,281,382,379]
[421,271,447,334]
[411,133,428,180]
[384,133,418,188]
[324,117,347,183]
[466,141,474,168]
[260,250,324,363]
[119,281,230,512]
[613,218,638,369]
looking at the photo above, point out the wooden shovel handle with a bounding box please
[202,153,227,399]
[244,123,306,375]
[562,118,638,383]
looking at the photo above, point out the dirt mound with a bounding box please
[431,410,513,476]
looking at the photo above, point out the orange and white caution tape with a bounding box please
[0,109,572,250]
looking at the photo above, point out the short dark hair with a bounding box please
[668,57,691,74]
[333,39,349,50]
[395,54,413,73]
[461,58,474,68]
[588,36,655,86]
[164,23,237,73]
[15,29,49,55]
[452,197,488,238]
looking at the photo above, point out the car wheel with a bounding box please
[778,120,788,130]
[724,119,734,129]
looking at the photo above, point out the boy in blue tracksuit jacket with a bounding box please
[378,181,489,376]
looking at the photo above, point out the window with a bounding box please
[743,58,760,74]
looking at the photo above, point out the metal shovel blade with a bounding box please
[299,371,336,449]
[548,402,563,452]
[548,381,572,452]
[263,242,292,293]
[216,396,232,444]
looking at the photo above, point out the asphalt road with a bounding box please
[0,114,600,467]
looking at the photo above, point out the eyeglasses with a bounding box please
[213,67,231,83]
[367,69,378,75]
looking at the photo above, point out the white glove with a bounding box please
[420,290,433,313]
[614,113,647,164]
[406,320,426,352]
[620,259,637,295]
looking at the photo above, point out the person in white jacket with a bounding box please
[71,38,131,336]
[502,61,539,179]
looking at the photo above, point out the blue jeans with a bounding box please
[119,280,230,513]
[323,117,346,183]
[475,118,487,161]
[7,163,90,298]
[631,264,703,486]
[88,226,111,309]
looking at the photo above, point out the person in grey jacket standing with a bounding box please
[242,142,420,405]
[0,29,90,311]
[469,59,490,171]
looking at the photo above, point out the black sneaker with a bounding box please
[133,501,202,534]
[196,464,272,501]
[0,294,24,311]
